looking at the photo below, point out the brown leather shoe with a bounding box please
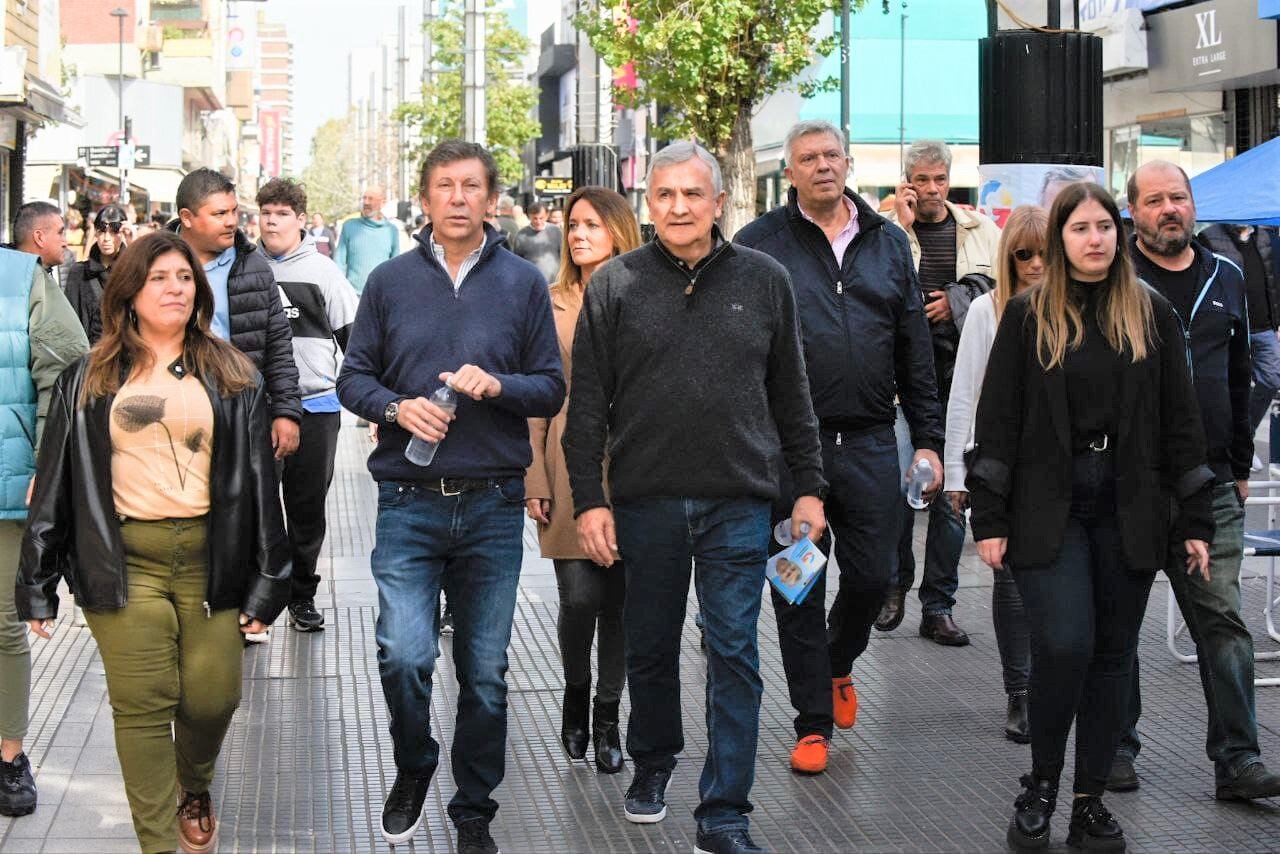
[874,588,907,632]
[177,789,217,853]
[919,613,970,646]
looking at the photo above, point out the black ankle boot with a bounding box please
[1005,692,1030,744]
[592,698,624,774]
[1066,795,1125,851]
[1008,773,1058,850]
[560,681,590,760]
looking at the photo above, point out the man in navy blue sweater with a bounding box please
[337,140,564,854]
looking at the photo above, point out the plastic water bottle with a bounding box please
[773,519,812,547]
[403,382,458,467]
[906,458,934,510]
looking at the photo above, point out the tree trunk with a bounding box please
[717,104,756,239]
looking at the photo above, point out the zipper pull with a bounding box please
[836,280,843,294]
[836,432,843,446]
[203,601,211,618]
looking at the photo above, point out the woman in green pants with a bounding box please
[17,231,291,854]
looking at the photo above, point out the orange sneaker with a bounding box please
[790,735,829,774]
[832,676,858,729]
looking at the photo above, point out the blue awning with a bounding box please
[1189,136,1280,226]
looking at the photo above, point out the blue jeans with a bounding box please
[892,407,965,615]
[370,477,525,824]
[1249,330,1280,434]
[613,497,770,835]
[1012,451,1154,795]
[1118,483,1261,784]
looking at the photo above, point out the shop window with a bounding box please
[1110,113,1226,204]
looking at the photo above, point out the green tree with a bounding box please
[300,116,360,222]
[395,2,540,190]
[578,0,857,236]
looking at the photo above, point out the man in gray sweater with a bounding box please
[564,142,827,854]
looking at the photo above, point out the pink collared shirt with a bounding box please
[798,195,860,267]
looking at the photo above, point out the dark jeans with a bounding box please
[370,477,525,824]
[613,496,770,835]
[993,568,1031,694]
[1011,451,1155,795]
[554,558,626,704]
[771,427,902,739]
[281,411,341,602]
[894,496,966,615]
[1248,329,1280,434]
[1117,483,1261,783]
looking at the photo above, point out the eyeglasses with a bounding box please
[1013,248,1043,262]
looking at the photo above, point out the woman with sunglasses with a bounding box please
[944,205,1047,745]
[17,231,290,853]
[64,205,130,344]
[968,182,1213,851]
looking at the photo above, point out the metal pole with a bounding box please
[840,0,851,152]
[112,7,127,199]
[1047,0,1059,29]
[398,5,408,204]
[462,0,486,145]
[898,3,907,174]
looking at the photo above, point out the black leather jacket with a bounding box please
[16,357,291,622]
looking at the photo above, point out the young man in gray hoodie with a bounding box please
[257,178,360,632]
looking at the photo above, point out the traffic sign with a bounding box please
[534,176,574,196]
[78,146,118,168]
[134,145,151,167]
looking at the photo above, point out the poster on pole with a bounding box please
[977,164,1104,228]
[260,110,282,179]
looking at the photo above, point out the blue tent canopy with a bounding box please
[1188,136,1280,226]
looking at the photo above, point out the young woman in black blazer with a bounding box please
[968,182,1214,852]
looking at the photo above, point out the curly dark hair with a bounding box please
[256,178,308,214]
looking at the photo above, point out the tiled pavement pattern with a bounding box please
[2,415,1279,853]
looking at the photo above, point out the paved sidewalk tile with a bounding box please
[3,416,1279,853]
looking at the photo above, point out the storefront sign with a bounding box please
[977,163,1104,228]
[534,176,574,196]
[1146,0,1280,92]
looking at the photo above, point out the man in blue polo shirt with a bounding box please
[337,140,564,854]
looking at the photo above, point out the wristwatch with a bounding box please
[384,400,401,424]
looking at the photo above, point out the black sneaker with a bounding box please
[694,827,768,854]
[287,600,325,632]
[1066,796,1125,851]
[1007,774,1056,851]
[380,772,431,844]
[623,765,672,824]
[456,817,500,854]
[1215,762,1280,801]
[1105,756,1138,792]
[0,751,37,817]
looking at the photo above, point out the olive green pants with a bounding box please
[83,518,243,854]
[0,520,31,742]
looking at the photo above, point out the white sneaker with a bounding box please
[243,626,272,644]
[1253,454,1264,472]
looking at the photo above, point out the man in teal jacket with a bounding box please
[335,186,400,293]
[0,242,89,818]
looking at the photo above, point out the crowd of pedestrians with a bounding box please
[1,122,1279,854]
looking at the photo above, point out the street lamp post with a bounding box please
[110,7,128,203]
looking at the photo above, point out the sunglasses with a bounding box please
[98,221,125,234]
[1013,248,1043,262]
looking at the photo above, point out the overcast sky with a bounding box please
[263,0,405,172]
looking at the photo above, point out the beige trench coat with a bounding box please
[525,285,591,559]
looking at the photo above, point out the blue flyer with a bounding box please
[765,537,828,605]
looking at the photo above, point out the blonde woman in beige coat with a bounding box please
[526,187,640,774]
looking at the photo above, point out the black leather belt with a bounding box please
[426,477,495,496]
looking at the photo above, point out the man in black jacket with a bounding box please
[735,120,944,775]
[173,169,302,458]
[565,141,826,854]
[1199,223,1279,437]
[1115,160,1280,801]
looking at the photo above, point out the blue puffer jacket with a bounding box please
[0,249,38,520]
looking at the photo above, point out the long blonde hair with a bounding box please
[993,205,1047,321]
[551,187,641,295]
[1030,181,1153,370]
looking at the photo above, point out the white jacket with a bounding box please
[944,291,999,492]
[884,200,1001,281]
